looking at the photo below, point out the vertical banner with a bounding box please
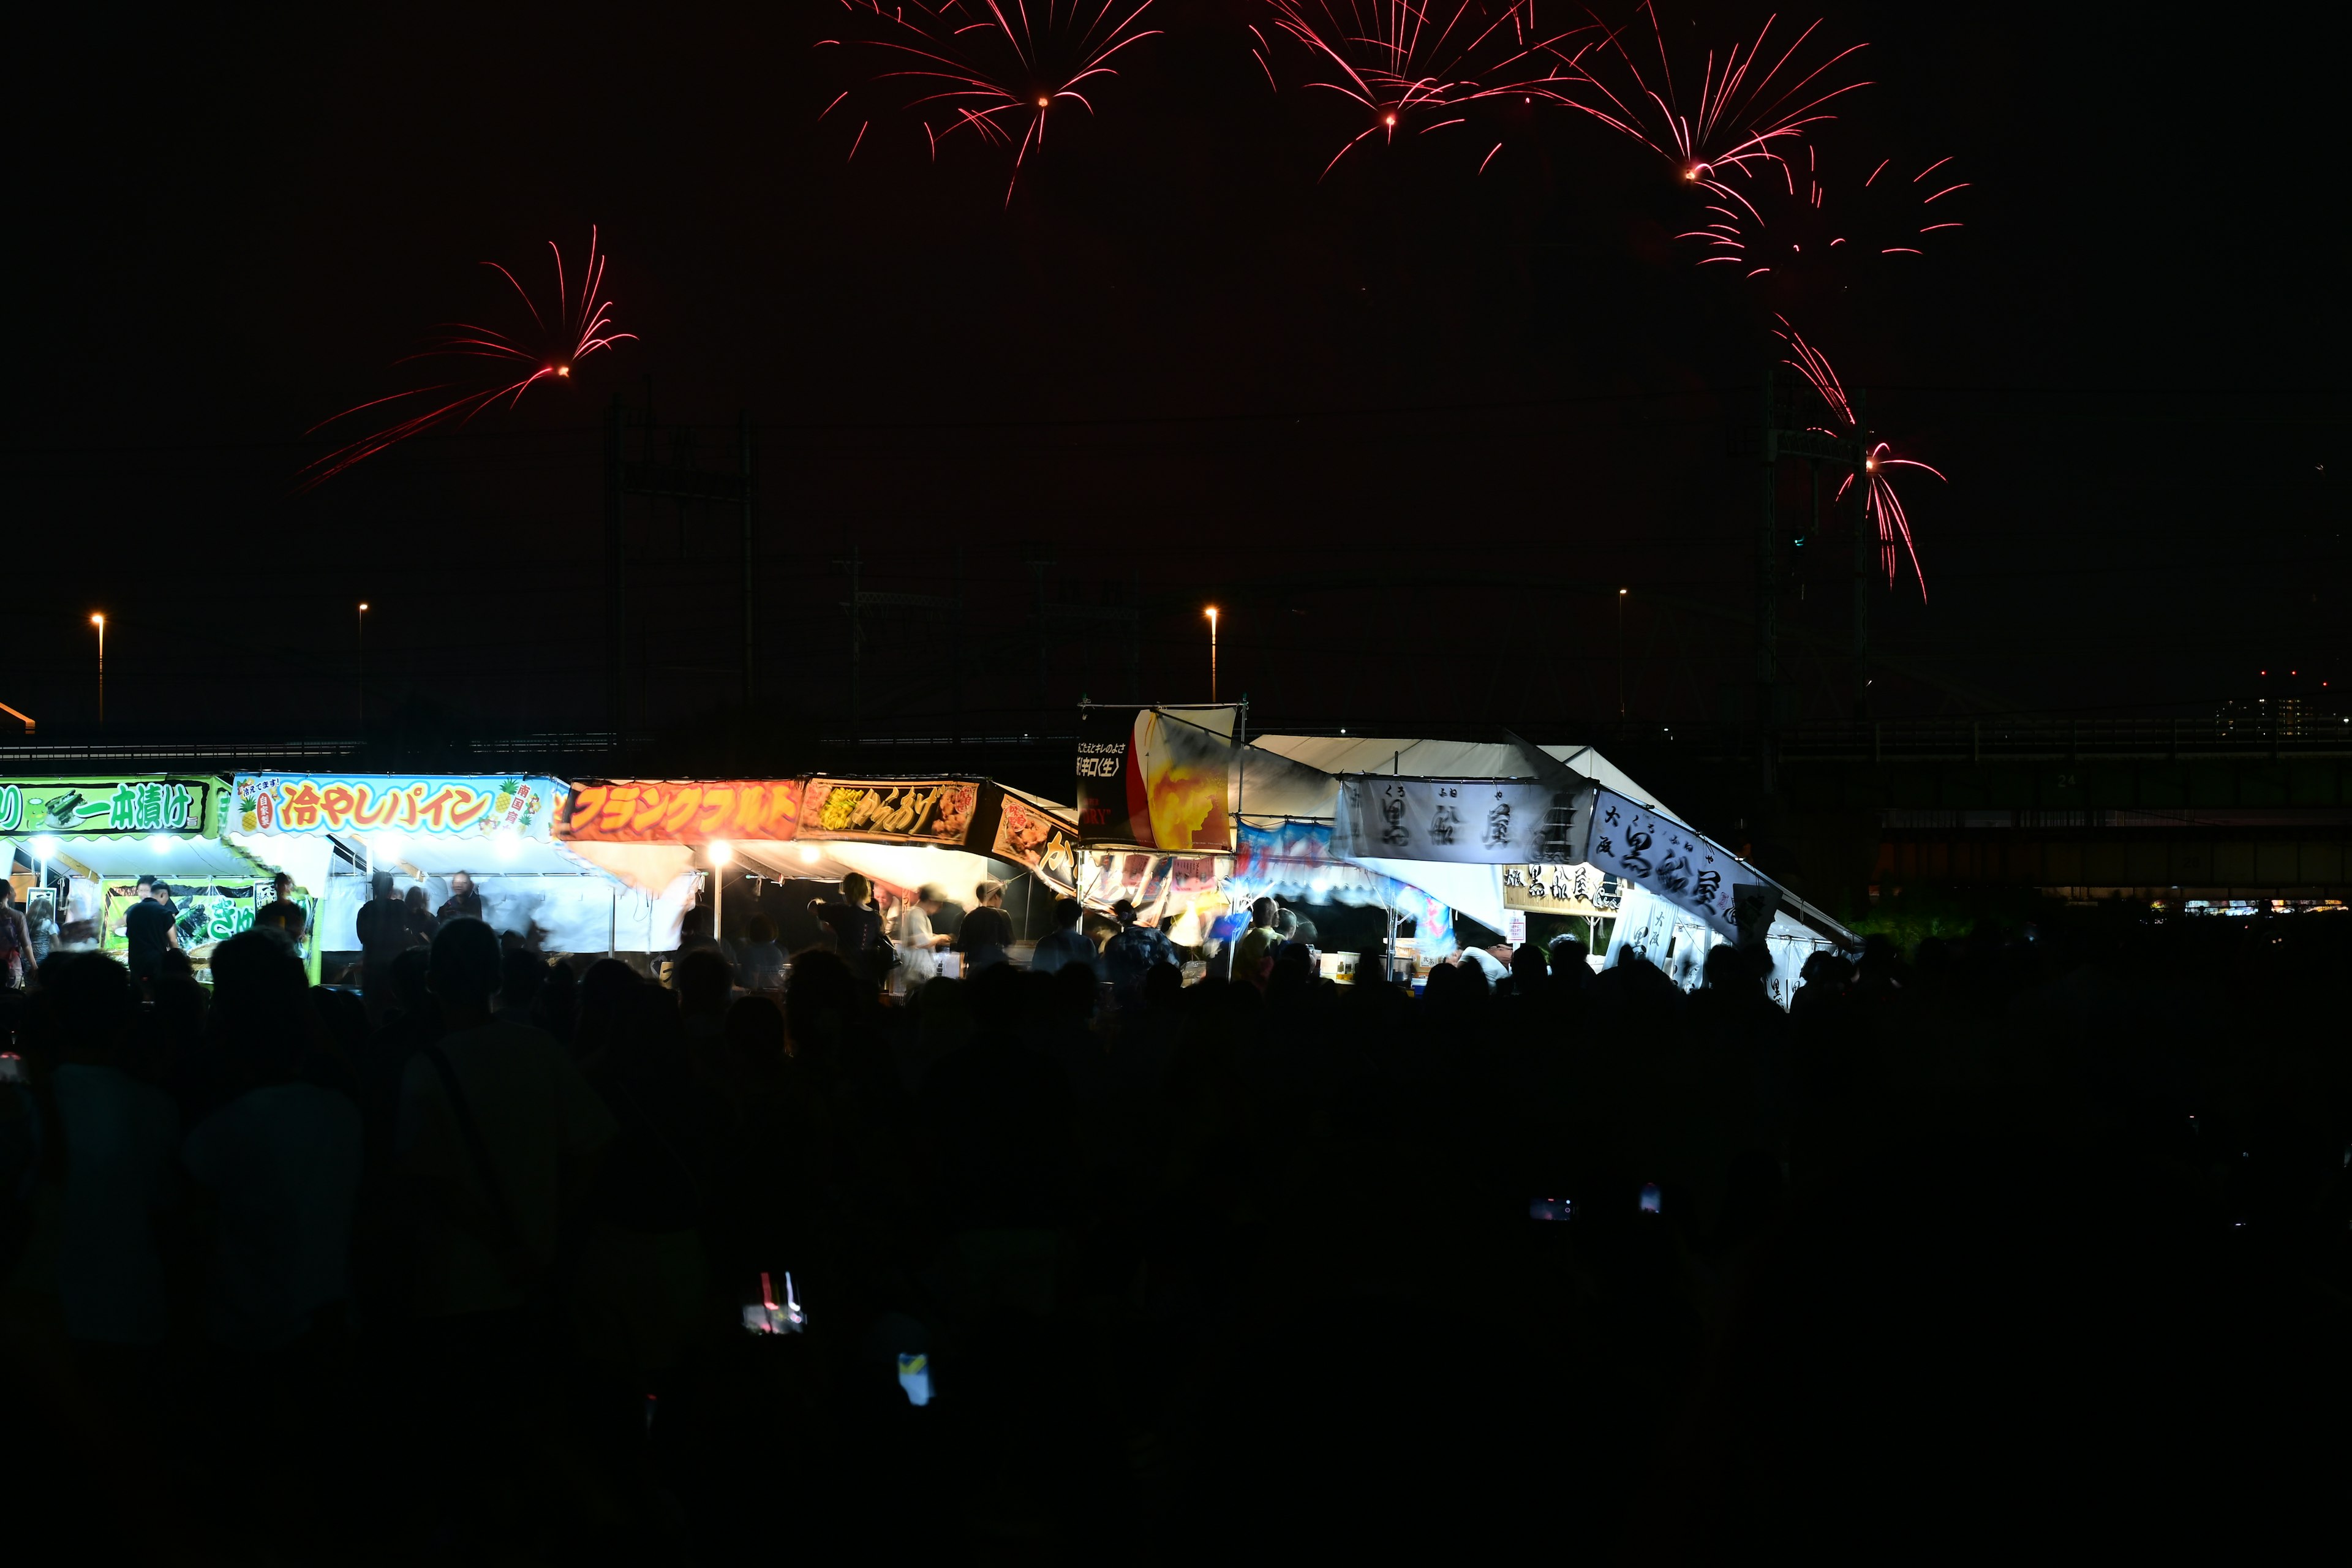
[1580,788,1758,937]
[1076,706,1238,852]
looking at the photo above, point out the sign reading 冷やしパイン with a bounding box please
[230,775,561,837]
[0,777,214,837]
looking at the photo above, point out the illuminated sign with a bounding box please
[0,777,216,838]
[801,778,979,845]
[557,780,805,845]
[230,774,560,838]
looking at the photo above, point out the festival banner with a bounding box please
[0,777,216,839]
[1075,705,1237,852]
[991,794,1080,895]
[231,775,560,839]
[1580,788,1750,937]
[801,778,979,845]
[1333,777,1586,865]
[559,780,804,845]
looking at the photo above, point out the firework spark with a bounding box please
[820,1,1164,206]
[1779,319,1937,597]
[1683,146,1967,277]
[1560,4,1869,186]
[301,228,633,490]
[1259,2,1591,179]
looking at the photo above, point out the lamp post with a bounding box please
[90,613,105,726]
[1205,606,1219,701]
[356,603,369,730]
[1615,589,1627,720]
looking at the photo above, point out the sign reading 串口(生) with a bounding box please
[0,777,215,837]
[1333,777,1585,866]
[801,779,980,845]
[230,775,561,838]
[1075,706,1238,852]
[1578,788,1756,937]
[557,780,805,845]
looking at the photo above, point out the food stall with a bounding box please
[1,774,311,979]
[229,772,679,963]
[1227,733,1857,1003]
[556,777,1074,961]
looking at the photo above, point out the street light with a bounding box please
[1616,589,1628,720]
[1205,606,1219,701]
[356,603,369,730]
[90,613,105,725]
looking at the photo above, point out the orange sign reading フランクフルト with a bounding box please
[557,780,804,844]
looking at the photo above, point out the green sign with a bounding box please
[0,777,218,838]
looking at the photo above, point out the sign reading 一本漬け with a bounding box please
[801,779,980,845]
[230,775,560,838]
[557,780,805,845]
[0,777,215,838]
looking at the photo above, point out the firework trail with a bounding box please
[1559,4,1868,187]
[1683,146,1967,277]
[820,1,1165,206]
[1259,2,1591,179]
[1778,318,1937,597]
[300,228,633,490]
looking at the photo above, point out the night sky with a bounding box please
[12,2,2346,742]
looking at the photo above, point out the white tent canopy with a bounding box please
[1238,734,1690,828]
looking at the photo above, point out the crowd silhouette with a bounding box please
[1,900,2345,1560]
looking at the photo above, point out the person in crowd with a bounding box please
[1102,897,1176,1007]
[123,879,179,987]
[956,880,1014,973]
[353,871,410,1005]
[0,883,30,989]
[437,870,483,922]
[1028,895,1099,978]
[48,952,180,1355]
[736,914,787,993]
[403,885,440,943]
[811,872,891,991]
[395,918,615,1325]
[492,947,548,1022]
[1232,897,1284,988]
[531,957,579,1046]
[252,870,307,944]
[181,928,363,1354]
[897,884,953,987]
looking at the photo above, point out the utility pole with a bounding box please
[608,392,758,732]
[1849,387,1872,716]
[1761,363,1882,737]
[740,412,755,712]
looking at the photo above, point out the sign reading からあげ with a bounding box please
[801,779,979,845]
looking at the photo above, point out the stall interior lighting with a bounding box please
[29,835,60,859]
[146,834,175,854]
[799,843,821,865]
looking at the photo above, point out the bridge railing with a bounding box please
[1776,716,2352,763]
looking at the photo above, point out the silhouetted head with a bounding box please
[428,917,503,1013]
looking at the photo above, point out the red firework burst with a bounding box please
[820,1,1164,206]
[1560,4,1869,186]
[1779,319,1939,597]
[1259,1,1591,179]
[1684,146,1968,277]
[301,228,633,490]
